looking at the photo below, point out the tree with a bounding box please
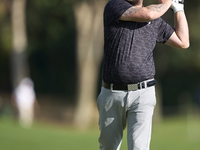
[11,0,29,89]
[74,0,106,129]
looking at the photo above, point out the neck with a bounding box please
[136,3,143,7]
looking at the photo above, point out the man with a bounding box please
[97,0,189,150]
[12,77,39,128]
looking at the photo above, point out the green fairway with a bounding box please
[150,116,200,150]
[0,116,200,150]
[0,118,99,150]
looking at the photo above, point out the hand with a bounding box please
[171,0,184,13]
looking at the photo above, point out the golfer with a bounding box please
[97,0,189,150]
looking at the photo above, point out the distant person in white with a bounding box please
[13,77,37,128]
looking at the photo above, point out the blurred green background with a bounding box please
[0,116,200,150]
[0,0,200,149]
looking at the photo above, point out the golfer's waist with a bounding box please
[102,79,156,91]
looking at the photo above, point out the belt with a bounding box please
[102,79,156,91]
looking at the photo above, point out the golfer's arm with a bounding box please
[166,11,190,49]
[120,3,171,22]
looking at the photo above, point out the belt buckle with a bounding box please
[127,84,138,91]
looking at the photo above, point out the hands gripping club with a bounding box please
[171,0,184,13]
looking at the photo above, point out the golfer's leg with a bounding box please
[97,87,127,150]
[127,86,156,150]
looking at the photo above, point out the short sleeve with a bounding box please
[156,18,175,43]
[104,0,132,26]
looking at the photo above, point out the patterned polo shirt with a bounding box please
[102,0,174,84]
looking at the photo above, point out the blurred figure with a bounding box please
[12,77,39,128]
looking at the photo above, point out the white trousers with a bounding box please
[97,86,156,150]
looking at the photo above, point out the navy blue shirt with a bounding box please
[102,0,174,84]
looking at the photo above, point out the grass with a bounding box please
[150,116,200,150]
[0,116,200,150]
[0,118,99,150]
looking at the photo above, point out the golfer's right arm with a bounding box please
[165,11,190,49]
[120,0,172,22]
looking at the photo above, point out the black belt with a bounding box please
[102,79,156,91]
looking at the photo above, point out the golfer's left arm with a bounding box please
[166,11,189,49]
